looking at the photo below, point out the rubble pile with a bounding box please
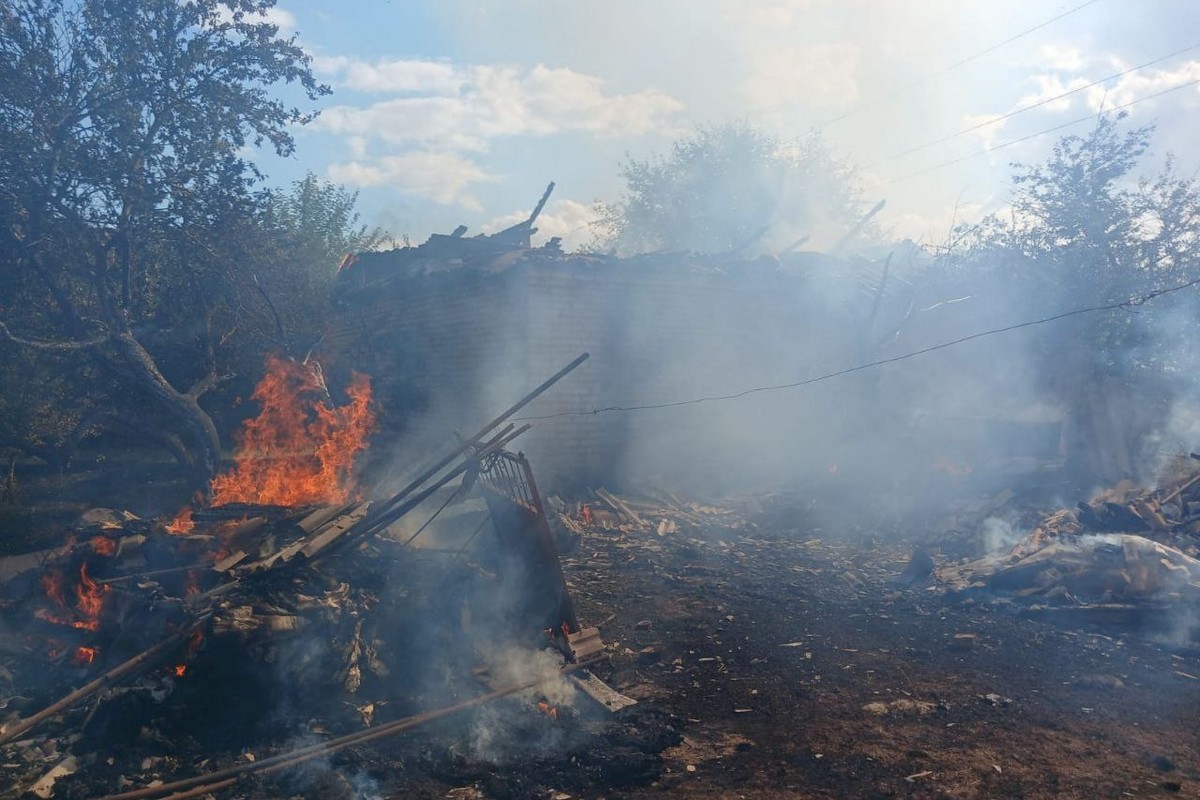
[0,353,681,800]
[939,465,1200,637]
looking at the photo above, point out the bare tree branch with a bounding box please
[0,320,108,350]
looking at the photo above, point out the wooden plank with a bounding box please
[299,502,370,560]
[570,669,637,713]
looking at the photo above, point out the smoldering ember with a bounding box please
[3,5,1200,800]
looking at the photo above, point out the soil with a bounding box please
[556,523,1200,799]
[8,497,1200,799]
[272,515,1200,799]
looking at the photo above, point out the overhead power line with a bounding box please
[866,40,1200,168]
[798,0,1106,138]
[513,277,1200,421]
[868,75,1200,190]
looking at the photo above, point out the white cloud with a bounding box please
[261,6,297,33]
[213,4,297,34]
[1036,44,1084,73]
[1086,60,1200,113]
[1016,74,1092,113]
[957,57,1200,154]
[313,58,683,207]
[960,112,1006,150]
[314,60,683,148]
[313,56,462,94]
[884,200,989,248]
[740,42,861,113]
[326,151,497,210]
[480,198,600,250]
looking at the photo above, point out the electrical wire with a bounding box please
[795,0,1106,138]
[865,40,1200,168]
[512,276,1200,421]
[868,75,1200,189]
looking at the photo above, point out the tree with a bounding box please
[945,114,1200,369]
[213,174,386,401]
[939,113,1200,481]
[0,0,328,477]
[595,122,869,255]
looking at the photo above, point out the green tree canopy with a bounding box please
[0,0,335,477]
[596,122,869,255]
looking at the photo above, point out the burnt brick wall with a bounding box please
[322,254,858,493]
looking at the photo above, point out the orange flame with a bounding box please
[90,536,116,556]
[174,664,187,678]
[536,701,558,721]
[74,563,107,630]
[41,569,67,607]
[209,356,375,507]
[73,646,97,665]
[37,564,109,632]
[165,507,195,535]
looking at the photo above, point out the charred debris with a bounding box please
[2,192,1200,798]
[0,353,677,799]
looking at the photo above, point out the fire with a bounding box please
[41,569,67,607]
[579,504,592,525]
[91,535,116,556]
[74,563,107,630]
[536,701,558,721]
[165,507,195,535]
[172,630,204,679]
[73,646,97,665]
[37,564,109,633]
[209,356,375,507]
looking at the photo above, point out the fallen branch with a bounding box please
[95,661,587,800]
[0,619,207,746]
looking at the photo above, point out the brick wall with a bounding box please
[322,252,862,493]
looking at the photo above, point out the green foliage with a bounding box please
[0,0,342,474]
[272,173,386,266]
[595,122,868,255]
[942,113,1200,396]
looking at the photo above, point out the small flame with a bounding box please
[41,569,67,607]
[165,507,195,535]
[73,563,107,630]
[73,646,97,665]
[38,564,109,633]
[90,536,116,556]
[208,356,375,507]
[174,664,187,678]
[579,504,592,525]
[536,701,558,721]
[184,570,201,598]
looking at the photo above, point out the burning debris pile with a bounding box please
[939,461,1200,638]
[0,353,680,799]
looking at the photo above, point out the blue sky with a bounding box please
[252,0,1200,251]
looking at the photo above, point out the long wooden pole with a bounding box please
[363,353,589,527]
[93,661,586,800]
[352,424,532,543]
[0,620,205,746]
